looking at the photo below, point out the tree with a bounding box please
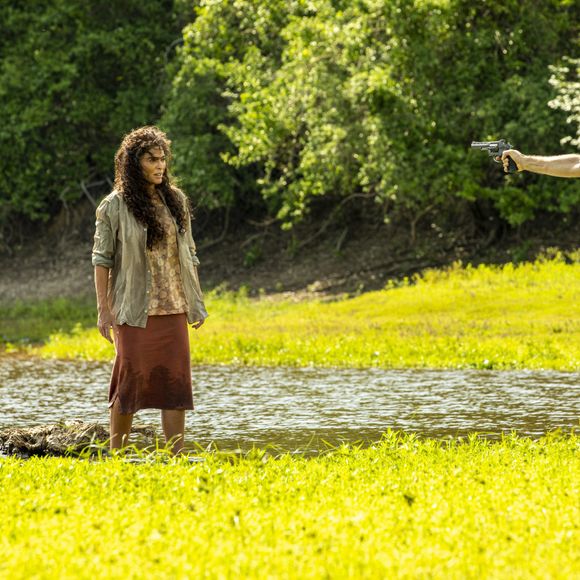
[549,57,580,148]
[163,0,579,232]
[0,0,179,233]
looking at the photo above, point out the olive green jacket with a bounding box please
[91,190,208,328]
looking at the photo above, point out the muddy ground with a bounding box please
[0,199,578,303]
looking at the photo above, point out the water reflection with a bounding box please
[0,357,578,450]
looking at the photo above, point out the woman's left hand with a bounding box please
[191,319,205,330]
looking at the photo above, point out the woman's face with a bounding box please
[140,146,167,186]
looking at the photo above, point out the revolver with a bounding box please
[471,139,518,173]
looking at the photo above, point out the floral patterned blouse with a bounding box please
[146,193,188,316]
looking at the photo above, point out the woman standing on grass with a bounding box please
[92,126,208,454]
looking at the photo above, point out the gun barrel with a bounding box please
[471,141,499,148]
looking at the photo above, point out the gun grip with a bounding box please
[505,155,518,174]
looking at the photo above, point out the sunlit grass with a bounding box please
[33,255,580,370]
[0,432,578,578]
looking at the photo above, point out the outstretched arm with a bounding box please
[502,150,580,178]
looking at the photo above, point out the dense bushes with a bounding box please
[1,0,579,244]
[0,0,179,230]
[163,0,579,230]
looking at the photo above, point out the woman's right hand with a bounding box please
[97,308,116,343]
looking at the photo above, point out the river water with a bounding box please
[0,357,578,451]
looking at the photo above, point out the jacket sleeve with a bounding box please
[184,202,201,267]
[92,197,116,268]
[183,196,208,320]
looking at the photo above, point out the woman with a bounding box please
[92,126,208,454]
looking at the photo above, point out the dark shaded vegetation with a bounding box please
[1,0,578,253]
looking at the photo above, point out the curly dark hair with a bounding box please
[114,126,188,249]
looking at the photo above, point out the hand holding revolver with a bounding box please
[470,139,518,173]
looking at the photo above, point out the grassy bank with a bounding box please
[0,433,578,579]
[29,256,580,370]
[0,296,96,345]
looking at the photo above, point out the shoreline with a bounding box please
[2,257,579,371]
[1,426,579,459]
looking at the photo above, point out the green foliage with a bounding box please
[0,433,579,578]
[160,0,297,212]
[549,56,580,148]
[0,0,179,224]
[0,296,96,344]
[2,0,579,236]
[163,0,579,228]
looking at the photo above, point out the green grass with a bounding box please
[0,432,578,579]
[31,255,580,370]
[0,296,96,344]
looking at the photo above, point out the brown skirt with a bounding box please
[109,313,193,415]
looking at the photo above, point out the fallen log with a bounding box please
[0,420,156,457]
